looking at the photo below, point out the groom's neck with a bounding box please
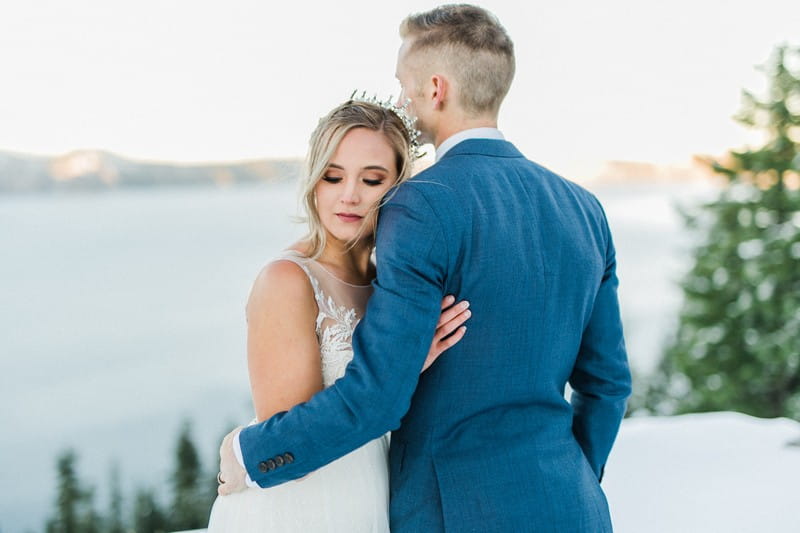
[433,114,499,148]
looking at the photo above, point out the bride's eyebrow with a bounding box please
[327,163,389,172]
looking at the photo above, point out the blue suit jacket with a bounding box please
[239,139,632,532]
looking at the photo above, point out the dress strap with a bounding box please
[273,250,321,295]
[273,250,312,276]
[271,250,370,338]
[272,250,328,332]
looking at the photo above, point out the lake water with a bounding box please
[0,180,713,532]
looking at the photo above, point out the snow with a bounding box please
[604,412,800,533]
[176,412,800,533]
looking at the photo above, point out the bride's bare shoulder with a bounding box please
[247,253,315,318]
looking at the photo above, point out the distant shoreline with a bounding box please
[0,148,724,195]
[0,149,304,193]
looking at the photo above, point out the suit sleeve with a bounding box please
[237,184,448,487]
[569,203,632,481]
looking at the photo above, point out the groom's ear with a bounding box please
[430,74,448,110]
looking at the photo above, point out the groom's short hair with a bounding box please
[400,4,515,116]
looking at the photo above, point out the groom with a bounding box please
[220,5,631,531]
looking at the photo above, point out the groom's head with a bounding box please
[396,4,515,144]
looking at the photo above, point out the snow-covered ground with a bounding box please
[604,412,800,533]
[179,412,800,533]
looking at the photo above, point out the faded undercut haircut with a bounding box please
[400,4,515,116]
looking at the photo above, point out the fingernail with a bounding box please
[447,295,455,303]
[464,310,471,318]
[461,301,470,309]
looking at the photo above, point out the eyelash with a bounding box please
[322,176,384,186]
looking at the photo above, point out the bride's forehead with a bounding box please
[331,130,394,159]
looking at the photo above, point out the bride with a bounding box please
[207,98,470,532]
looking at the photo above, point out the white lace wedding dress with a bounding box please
[207,251,390,532]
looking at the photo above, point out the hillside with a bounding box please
[0,149,303,193]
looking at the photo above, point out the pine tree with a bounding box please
[106,463,126,533]
[131,488,167,533]
[45,450,102,533]
[167,420,208,530]
[80,495,102,533]
[644,45,800,418]
[45,450,83,533]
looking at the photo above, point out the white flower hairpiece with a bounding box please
[349,90,424,160]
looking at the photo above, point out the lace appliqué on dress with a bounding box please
[299,264,361,386]
[316,292,360,386]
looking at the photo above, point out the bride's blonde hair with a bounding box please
[299,100,415,259]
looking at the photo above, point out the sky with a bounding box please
[1,0,798,179]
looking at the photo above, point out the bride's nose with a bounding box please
[339,180,360,204]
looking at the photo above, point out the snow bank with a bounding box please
[178,412,800,533]
[604,412,800,533]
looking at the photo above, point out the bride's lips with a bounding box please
[336,213,363,223]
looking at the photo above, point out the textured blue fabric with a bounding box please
[238,139,631,532]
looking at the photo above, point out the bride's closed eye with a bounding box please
[321,176,385,186]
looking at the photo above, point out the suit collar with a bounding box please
[436,128,505,161]
[438,138,524,161]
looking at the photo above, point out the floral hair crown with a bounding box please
[348,90,424,160]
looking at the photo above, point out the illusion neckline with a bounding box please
[283,249,373,289]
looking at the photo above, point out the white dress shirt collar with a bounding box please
[435,127,505,161]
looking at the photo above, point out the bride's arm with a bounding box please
[245,260,323,423]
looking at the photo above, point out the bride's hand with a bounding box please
[421,295,470,372]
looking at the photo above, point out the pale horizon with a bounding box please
[1,0,798,180]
